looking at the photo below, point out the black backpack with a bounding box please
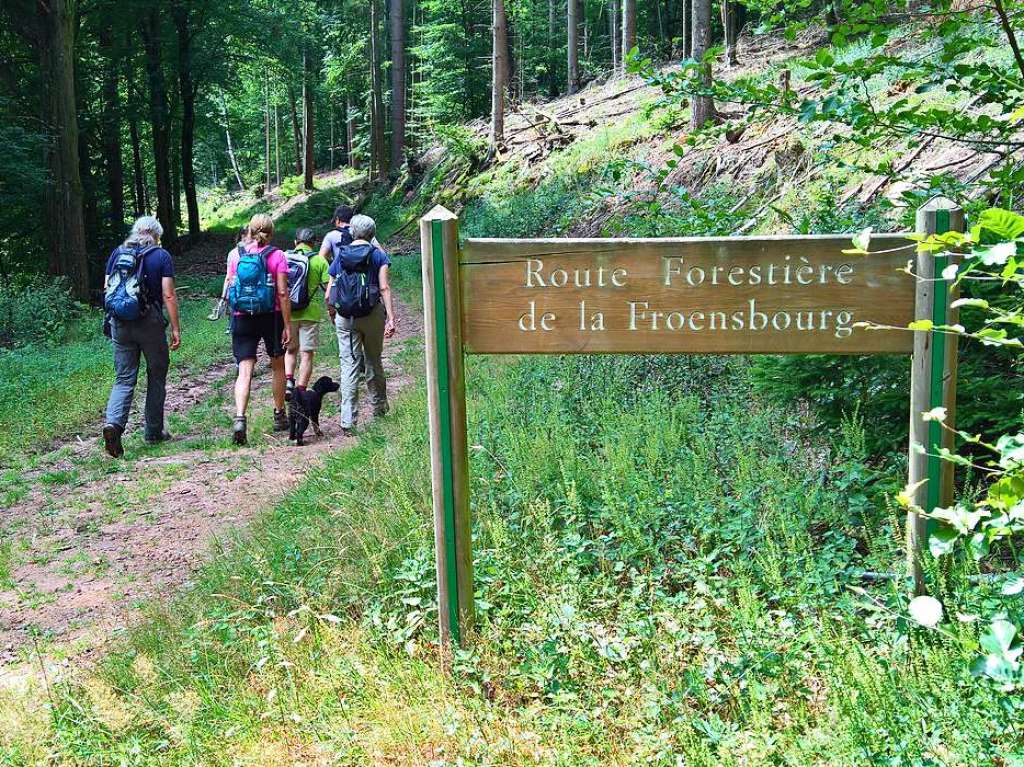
[331,244,381,318]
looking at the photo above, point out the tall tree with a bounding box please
[139,9,177,246]
[390,0,407,173]
[172,1,201,237]
[2,0,89,298]
[690,0,714,128]
[490,0,509,153]
[98,27,125,236]
[369,0,387,181]
[568,0,580,94]
[721,0,739,66]
[609,0,620,72]
[302,46,316,190]
[289,86,303,175]
[622,0,636,64]
[548,0,559,97]
[681,0,692,59]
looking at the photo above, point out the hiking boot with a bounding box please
[232,416,247,446]
[373,402,390,419]
[273,408,289,432]
[102,424,124,458]
[144,430,172,444]
[285,378,295,402]
[340,425,357,438]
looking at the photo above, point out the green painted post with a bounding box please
[420,205,474,653]
[908,197,963,595]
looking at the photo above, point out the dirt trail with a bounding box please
[0,296,422,667]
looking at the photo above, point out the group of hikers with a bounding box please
[100,204,396,458]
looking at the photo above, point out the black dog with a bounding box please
[289,376,339,445]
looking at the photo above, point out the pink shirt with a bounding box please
[227,243,288,313]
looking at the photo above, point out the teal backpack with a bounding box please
[229,245,275,314]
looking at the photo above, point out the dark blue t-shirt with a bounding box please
[327,243,391,282]
[105,245,175,308]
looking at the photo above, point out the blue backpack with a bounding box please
[229,245,276,314]
[105,245,156,321]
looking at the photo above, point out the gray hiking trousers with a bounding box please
[334,303,388,429]
[105,307,170,438]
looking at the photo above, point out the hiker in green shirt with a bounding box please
[284,228,332,401]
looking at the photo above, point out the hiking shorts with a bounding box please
[287,320,321,353]
[232,311,285,362]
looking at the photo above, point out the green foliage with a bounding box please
[277,175,306,199]
[0,276,86,349]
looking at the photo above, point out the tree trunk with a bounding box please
[690,0,714,128]
[221,95,245,190]
[172,2,200,236]
[389,0,406,174]
[369,0,387,182]
[98,27,124,236]
[275,101,281,186]
[303,47,316,190]
[78,122,99,253]
[609,0,620,72]
[265,73,272,190]
[548,0,559,97]
[347,95,359,170]
[129,115,145,215]
[721,0,738,66]
[288,85,302,175]
[568,0,580,94]
[139,10,176,246]
[681,0,692,58]
[490,0,509,152]
[622,0,637,64]
[39,0,89,298]
[340,98,350,166]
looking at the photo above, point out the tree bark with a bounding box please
[548,0,559,97]
[265,73,272,190]
[98,27,125,236]
[721,0,738,67]
[288,85,302,175]
[139,10,177,246]
[39,0,89,297]
[690,0,714,129]
[129,115,146,215]
[681,0,692,58]
[78,120,99,253]
[340,98,350,166]
[609,0,620,72]
[622,0,637,64]
[346,95,359,170]
[490,0,509,152]
[275,101,281,186]
[369,0,387,181]
[172,2,200,236]
[221,95,245,191]
[303,47,316,190]
[389,0,407,173]
[568,0,580,94]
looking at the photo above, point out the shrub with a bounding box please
[0,275,86,348]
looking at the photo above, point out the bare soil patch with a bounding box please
[0,298,421,667]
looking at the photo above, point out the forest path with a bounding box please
[0,283,422,668]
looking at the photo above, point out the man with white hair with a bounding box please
[326,213,396,435]
[101,216,181,458]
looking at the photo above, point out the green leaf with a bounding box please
[977,241,1017,266]
[971,208,1024,243]
[908,319,933,331]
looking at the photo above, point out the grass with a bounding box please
[201,170,363,237]
[0,335,1013,764]
[0,276,226,473]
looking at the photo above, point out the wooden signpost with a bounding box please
[420,198,964,648]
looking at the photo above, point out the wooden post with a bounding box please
[420,205,474,652]
[907,196,963,595]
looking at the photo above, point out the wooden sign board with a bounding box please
[460,235,914,355]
